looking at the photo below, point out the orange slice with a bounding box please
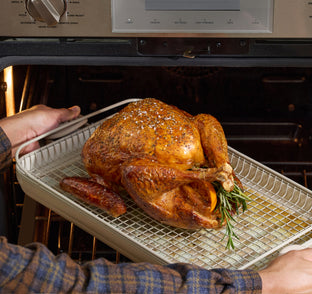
[207,182,217,212]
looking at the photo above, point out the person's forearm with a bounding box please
[0,114,32,150]
[0,237,262,293]
[0,105,80,157]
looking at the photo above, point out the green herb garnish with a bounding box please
[212,182,250,250]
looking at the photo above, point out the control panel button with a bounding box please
[26,0,66,26]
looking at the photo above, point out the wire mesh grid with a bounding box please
[16,116,312,271]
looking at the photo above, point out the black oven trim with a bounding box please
[1,38,312,70]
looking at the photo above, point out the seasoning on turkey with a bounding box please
[60,98,249,249]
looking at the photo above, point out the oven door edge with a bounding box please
[2,38,312,70]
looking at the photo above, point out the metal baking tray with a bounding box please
[15,99,312,271]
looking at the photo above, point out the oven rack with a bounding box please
[15,99,312,271]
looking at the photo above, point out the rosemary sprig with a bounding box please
[212,182,251,250]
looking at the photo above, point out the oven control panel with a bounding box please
[1,0,312,38]
[112,0,273,33]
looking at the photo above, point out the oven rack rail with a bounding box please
[15,99,312,271]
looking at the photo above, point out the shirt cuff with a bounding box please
[0,127,12,172]
[226,268,262,293]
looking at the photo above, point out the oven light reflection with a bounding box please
[3,66,15,117]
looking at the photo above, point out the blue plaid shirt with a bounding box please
[0,127,262,293]
[0,127,12,173]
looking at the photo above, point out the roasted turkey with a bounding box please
[60,98,238,230]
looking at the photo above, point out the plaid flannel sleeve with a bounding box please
[0,237,262,293]
[0,127,12,173]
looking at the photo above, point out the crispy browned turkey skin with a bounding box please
[60,98,235,229]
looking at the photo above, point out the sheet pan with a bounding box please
[15,99,312,270]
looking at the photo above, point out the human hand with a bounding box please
[259,248,312,294]
[0,104,80,156]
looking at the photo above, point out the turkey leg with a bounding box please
[194,114,234,191]
[120,158,230,201]
[121,158,222,229]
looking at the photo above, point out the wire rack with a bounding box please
[15,100,312,271]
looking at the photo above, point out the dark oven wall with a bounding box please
[14,65,312,166]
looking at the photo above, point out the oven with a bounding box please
[2,0,312,268]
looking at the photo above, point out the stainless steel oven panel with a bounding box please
[1,0,312,38]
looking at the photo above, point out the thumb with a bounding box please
[15,141,40,156]
[58,106,81,123]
